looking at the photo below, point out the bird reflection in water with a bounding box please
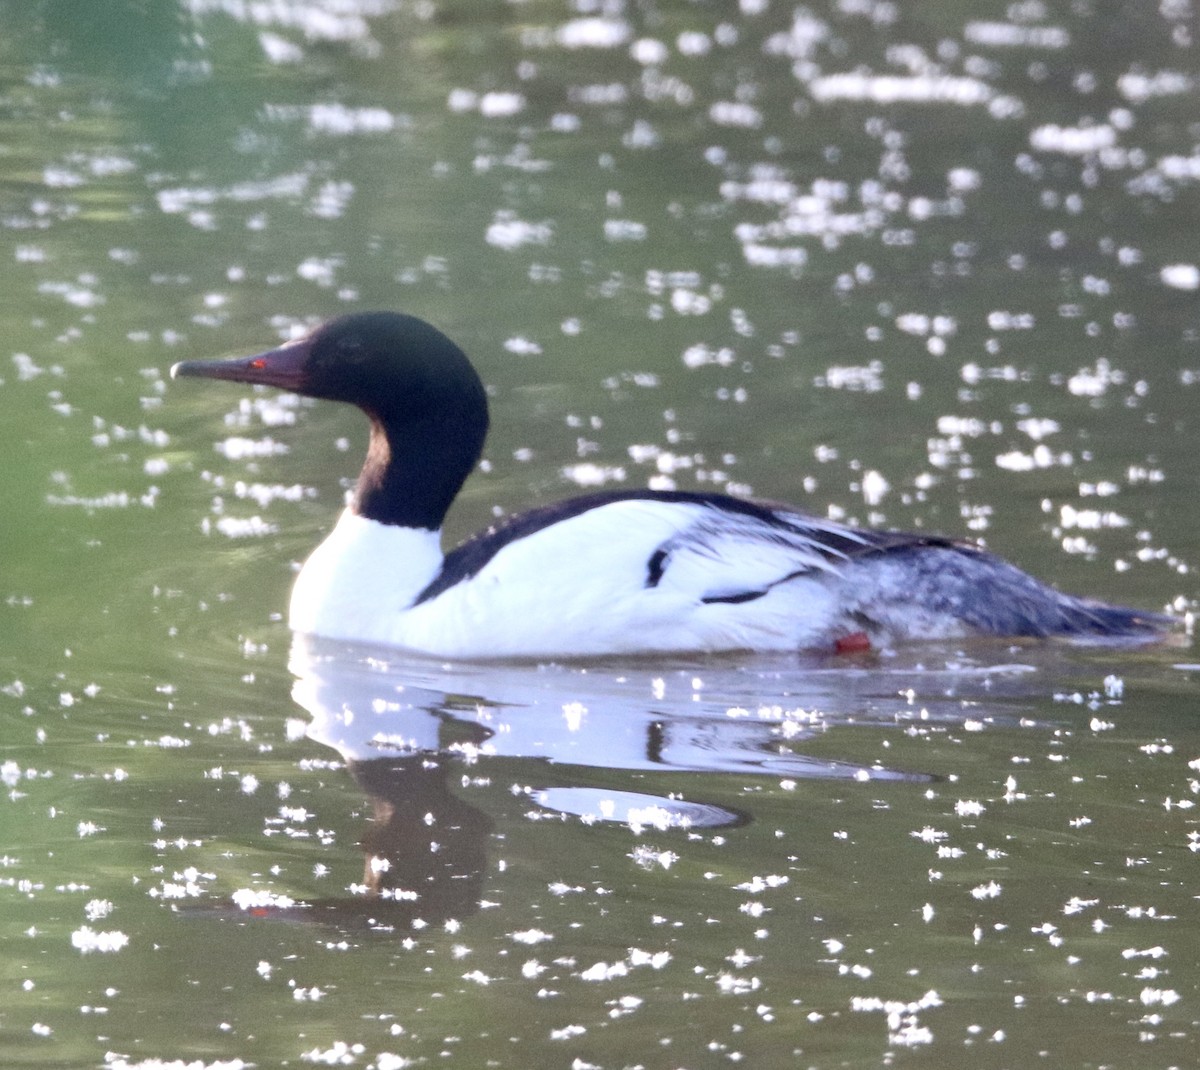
[340,751,493,931]
[203,635,938,932]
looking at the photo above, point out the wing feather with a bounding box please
[418,487,958,610]
[648,501,959,604]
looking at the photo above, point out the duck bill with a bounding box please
[170,336,311,390]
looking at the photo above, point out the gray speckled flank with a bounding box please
[841,543,1167,640]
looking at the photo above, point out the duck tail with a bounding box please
[864,544,1176,643]
[1050,595,1175,640]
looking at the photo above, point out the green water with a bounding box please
[3,1,1200,1067]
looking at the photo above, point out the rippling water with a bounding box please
[3,1,1200,1067]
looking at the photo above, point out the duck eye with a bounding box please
[250,358,267,369]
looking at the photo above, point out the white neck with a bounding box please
[288,510,444,644]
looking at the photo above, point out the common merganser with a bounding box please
[171,311,1169,658]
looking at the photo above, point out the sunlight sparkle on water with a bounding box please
[71,925,129,953]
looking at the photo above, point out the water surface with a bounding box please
[3,1,1200,1067]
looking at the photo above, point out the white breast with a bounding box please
[288,510,443,643]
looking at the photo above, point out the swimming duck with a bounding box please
[171,311,1168,658]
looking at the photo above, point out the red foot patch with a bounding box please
[834,631,872,654]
